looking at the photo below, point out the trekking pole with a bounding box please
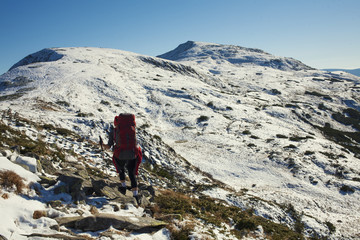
[99,136,109,176]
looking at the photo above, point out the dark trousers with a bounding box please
[113,158,137,189]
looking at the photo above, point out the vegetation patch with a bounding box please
[0,170,26,194]
[40,124,74,137]
[143,163,175,182]
[340,185,355,194]
[0,93,24,101]
[55,100,70,107]
[325,221,336,234]
[34,99,58,111]
[100,100,111,106]
[304,151,315,155]
[197,115,209,123]
[320,151,345,160]
[305,91,332,101]
[242,130,251,135]
[332,108,360,131]
[76,112,94,118]
[285,104,299,109]
[284,144,297,149]
[153,190,303,239]
[250,135,259,139]
[319,124,360,157]
[289,135,312,142]
[207,101,214,108]
[0,121,48,156]
[0,119,71,164]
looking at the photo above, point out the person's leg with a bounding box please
[126,159,138,196]
[114,158,127,194]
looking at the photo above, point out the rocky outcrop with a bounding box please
[55,169,92,201]
[55,213,167,233]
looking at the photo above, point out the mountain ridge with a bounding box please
[1,42,360,239]
[323,68,360,77]
[158,41,315,71]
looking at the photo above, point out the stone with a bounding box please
[38,175,57,187]
[15,156,37,173]
[89,205,99,215]
[0,149,12,158]
[57,170,92,201]
[21,233,88,240]
[48,200,63,208]
[0,234,7,240]
[56,213,167,233]
[38,157,57,175]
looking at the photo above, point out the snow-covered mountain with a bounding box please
[0,41,360,239]
[158,41,314,71]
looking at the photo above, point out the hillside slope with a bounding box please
[1,42,360,239]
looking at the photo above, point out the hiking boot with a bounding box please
[118,186,126,195]
[134,195,141,206]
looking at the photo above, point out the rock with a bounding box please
[10,146,20,155]
[49,224,60,231]
[91,178,132,202]
[15,156,37,173]
[56,213,167,233]
[89,205,99,214]
[22,233,88,240]
[38,157,57,175]
[111,204,120,212]
[53,184,68,195]
[57,170,92,201]
[0,234,7,240]
[38,175,57,187]
[48,200,63,208]
[75,209,85,216]
[36,159,42,173]
[0,149,12,158]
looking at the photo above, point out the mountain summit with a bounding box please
[158,41,314,71]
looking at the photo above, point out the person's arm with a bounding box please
[105,125,114,150]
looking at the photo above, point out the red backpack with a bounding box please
[113,113,137,160]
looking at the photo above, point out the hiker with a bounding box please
[102,113,142,204]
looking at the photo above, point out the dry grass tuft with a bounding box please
[0,170,27,194]
[1,192,9,199]
[33,210,47,219]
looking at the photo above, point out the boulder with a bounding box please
[15,155,37,173]
[56,170,92,201]
[38,175,57,187]
[56,213,166,233]
[38,157,57,175]
[92,178,137,204]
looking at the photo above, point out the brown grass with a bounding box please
[33,210,47,219]
[0,170,27,194]
[1,193,9,199]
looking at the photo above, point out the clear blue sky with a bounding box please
[1,0,359,75]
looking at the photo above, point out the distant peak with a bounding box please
[158,41,314,71]
[158,41,267,62]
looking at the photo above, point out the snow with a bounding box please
[0,157,46,239]
[0,156,40,184]
[0,156,169,239]
[0,41,360,238]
